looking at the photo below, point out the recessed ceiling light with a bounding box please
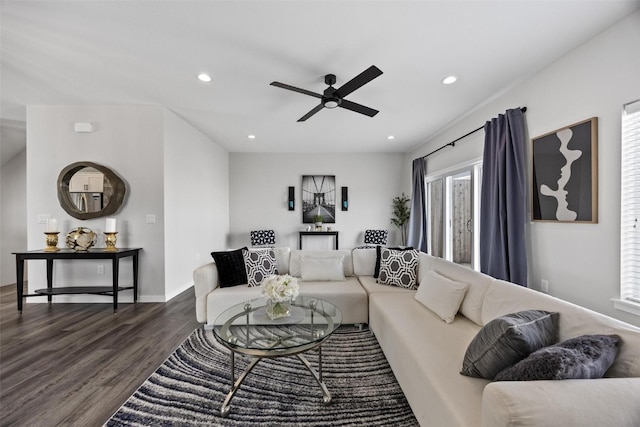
[248,134,256,139]
[387,135,395,140]
[442,75,457,85]
[197,73,212,82]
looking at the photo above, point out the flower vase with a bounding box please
[266,299,291,320]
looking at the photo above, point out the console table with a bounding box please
[298,231,339,250]
[13,248,141,313]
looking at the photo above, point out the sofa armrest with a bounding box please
[193,262,220,323]
[482,378,640,427]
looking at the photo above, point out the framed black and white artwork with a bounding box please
[302,175,336,223]
[531,117,598,223]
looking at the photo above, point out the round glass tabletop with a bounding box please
[212,296,342,357]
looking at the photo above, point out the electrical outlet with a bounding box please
[541,279,549,293]
[145,214,156,224]
[38,214,50,224]
[97,265,105,275]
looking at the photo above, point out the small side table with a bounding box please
[298,231,339,250]
[13,248,141,313]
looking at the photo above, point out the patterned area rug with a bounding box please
[107,325,418,426]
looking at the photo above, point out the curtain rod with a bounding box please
[417,106,527,160]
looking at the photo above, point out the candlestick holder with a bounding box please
[44,232,60,252]
[104,232,118,251]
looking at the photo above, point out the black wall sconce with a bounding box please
[341,186,348,211]
[288,186,295,211]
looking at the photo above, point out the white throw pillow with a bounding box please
[300,256,346,281]
[415,270,468,323]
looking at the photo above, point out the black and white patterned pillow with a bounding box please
[364,229,388,245]
[375,245,414,278]
[250,230,276,246]
[242,248,279,287]
[377,248,419,289]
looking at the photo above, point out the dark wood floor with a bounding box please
[0,283,201,426]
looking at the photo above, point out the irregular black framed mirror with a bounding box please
[57,161,126,220]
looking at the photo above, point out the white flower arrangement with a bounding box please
[261,274,299,302]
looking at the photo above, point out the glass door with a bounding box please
[450,170,472,268]
[426,163,481,270]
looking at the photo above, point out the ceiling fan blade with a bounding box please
[270,82,322,99]
[333,65,383,98]
[297,104,324,122]
[339,99,379,117]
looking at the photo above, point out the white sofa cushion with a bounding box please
[481,279,640,377]
[422,254,492,326]
[369,292,489,427]
[205,276,367,325]
[358,275,416,295]
[482,378,640,427]
[351,247,377,276]
[300,255,346,281]
[294,277,368,324]
[206,285,263,325]
[289,250,353,277]
[275,247,291,275]
[415,270,468,324]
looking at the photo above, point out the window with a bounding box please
[617,99,640,316]
[426,162,482,270]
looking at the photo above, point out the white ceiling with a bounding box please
[1,0,638,162]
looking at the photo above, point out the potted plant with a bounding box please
[313,214,324,230]
[390,193,411,246]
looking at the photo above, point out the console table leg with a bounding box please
[112,258,119,313]
[132,252,139,303]
[46,259,54,304]
[16,257,24,312]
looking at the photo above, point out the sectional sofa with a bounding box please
[193,247,640,427]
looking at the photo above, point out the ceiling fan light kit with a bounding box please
[323,98,340,109]
[270,65,383,122]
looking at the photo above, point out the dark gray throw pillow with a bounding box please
[210,247,248,288]
[495,334,621,381]
[460,310,559,379]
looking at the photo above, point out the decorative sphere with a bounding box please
[65,227,97,251]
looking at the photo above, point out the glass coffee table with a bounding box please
[212,296,342,417]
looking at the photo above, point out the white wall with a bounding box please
[163,110,229,300]
[26,106,166,302]
[1,149,27,285]
[228,153,405,250]
[407,11,640,326]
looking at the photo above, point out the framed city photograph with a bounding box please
[301,175,336,223]
[531,117,598,223]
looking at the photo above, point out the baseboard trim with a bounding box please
[165,281,194,302]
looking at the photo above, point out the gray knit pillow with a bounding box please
[495,334,621,381]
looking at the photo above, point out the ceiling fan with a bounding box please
[270,65,383,122]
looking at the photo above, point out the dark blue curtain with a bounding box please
[407,158,428,252]
[480,108,528,286]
